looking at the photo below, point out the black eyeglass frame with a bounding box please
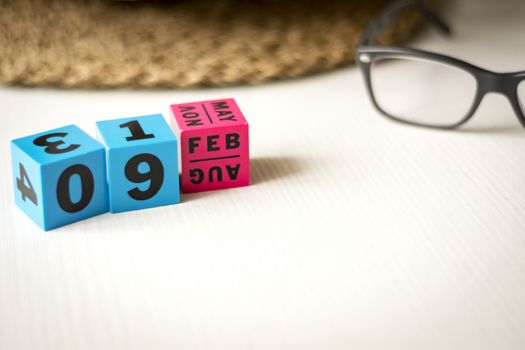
[356,0,525,129]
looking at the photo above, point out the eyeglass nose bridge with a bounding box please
[477,71,516,96]
[473,70,525,128]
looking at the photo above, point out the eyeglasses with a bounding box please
[356,0,525,130]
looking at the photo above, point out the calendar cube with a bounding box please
[170,98,250,193]
[96,114,180,213]
[10,125,109,231]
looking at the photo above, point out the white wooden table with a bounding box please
[1,0,524,349]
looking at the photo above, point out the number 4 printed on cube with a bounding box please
[10,125,109,231]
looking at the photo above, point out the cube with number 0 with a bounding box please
[10,125,109,231]
[96,114,180,213]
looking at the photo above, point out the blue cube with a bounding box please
[10,125,109,231]
[96,114,180,213]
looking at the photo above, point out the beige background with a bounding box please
[1,0,525,349]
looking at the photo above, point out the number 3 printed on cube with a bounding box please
[96,114,180,213]
[10,125,109,231]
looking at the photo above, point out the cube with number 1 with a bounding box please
[96,114,180,213]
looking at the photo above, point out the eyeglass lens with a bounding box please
[370,56,478,127]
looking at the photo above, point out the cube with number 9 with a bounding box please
[10,125,109,231]
[96,114,180,213]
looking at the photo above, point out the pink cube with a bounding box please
[170,98,250,193]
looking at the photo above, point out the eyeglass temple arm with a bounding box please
[358,0,451,47]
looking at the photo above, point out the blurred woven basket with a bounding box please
[0,0,425,88]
